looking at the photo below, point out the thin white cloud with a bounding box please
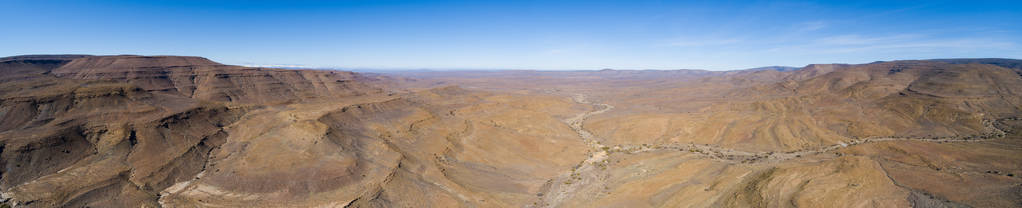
[767,33,1016,54]
[798,21,828,32]
[814,34,920,45]
[819,38,1016,53]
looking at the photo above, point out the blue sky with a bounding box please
[2,0,1020,70]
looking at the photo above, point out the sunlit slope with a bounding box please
[51,55,384,104]
[0,55,384,207]
[156,87,589,207]
[587,61,1022,152]
[2,55,1020,207]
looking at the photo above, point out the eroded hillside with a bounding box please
[1,55,1020,207]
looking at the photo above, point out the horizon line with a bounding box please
[4,53,1019,72]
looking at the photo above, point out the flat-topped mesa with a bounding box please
[68,55,219,67]
[0,54,93,62]
[51,55,222,79]
[14,55,385,104]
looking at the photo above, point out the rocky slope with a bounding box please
[584,60,1022,152]
[2,55,1020,207]
[390,59,1022,207]
[49,55,384,104]
[0,55,386,207]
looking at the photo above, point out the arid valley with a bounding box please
[0,55,1020,207]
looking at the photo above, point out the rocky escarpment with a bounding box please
[1,104,245,207]
[2,55,1021,207]
[0,55,386,207]
[50,55,385,104]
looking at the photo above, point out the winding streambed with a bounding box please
[530,94,1011,207]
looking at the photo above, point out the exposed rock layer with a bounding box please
[1,55,1020,207]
